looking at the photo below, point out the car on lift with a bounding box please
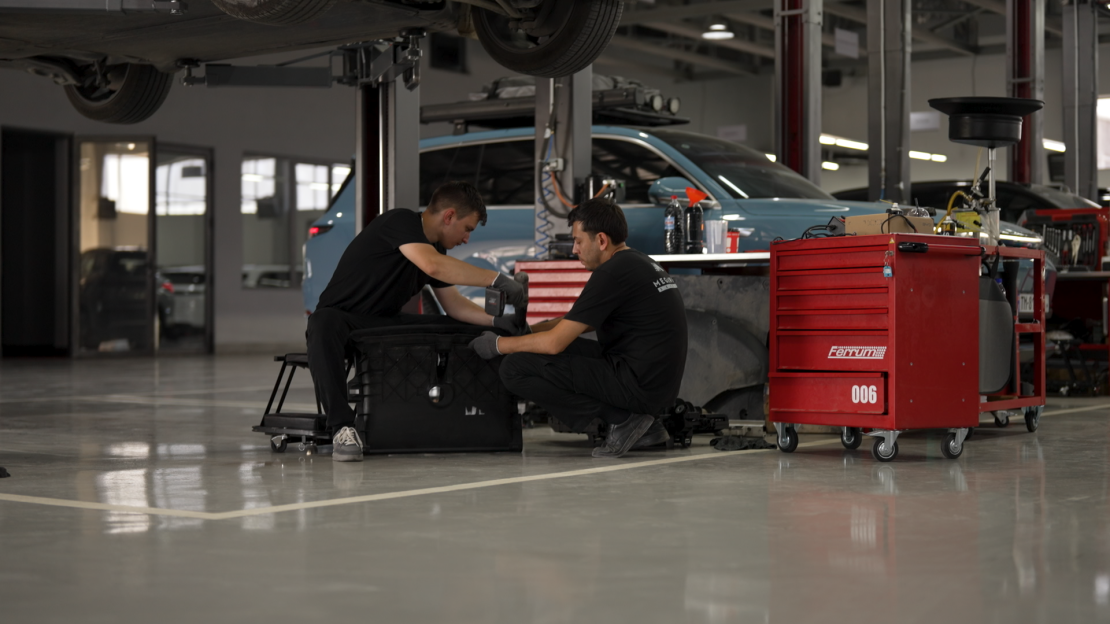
[0,0,621,124]
[833,180,1100,225]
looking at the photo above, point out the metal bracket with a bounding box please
[0,0,186,14]
[339,28,425,91]
[178,28,424,90]
[777,422,792,448]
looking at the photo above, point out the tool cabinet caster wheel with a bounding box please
[941,432,964,459]
[841,427,862,450]
[871,438,899,462]
[270,437,287,453]
[304,443,317,456]
[965,427,975,441]
[682,438,692,448]
[1024,406,1042,432]
[994,412,1009,428]
[778,427,799,453]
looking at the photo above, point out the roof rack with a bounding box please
[420,86,689,134]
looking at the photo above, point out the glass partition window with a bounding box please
[156,150,209,353]
[242,156,347,289]
[77,141,152,354]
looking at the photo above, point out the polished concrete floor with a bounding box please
[0,356,1108,624]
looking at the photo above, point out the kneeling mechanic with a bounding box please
[307,181,528,462]
[469,198,689,458]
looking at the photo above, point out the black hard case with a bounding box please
[348,324,522,454]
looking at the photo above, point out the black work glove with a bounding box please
[469,331,502,360]
[491,272,528,309]
[493,312,531,336]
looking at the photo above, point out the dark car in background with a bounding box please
[834,181,1099,226]
[79,248,150,352]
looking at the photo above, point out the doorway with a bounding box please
[0,128,72,357]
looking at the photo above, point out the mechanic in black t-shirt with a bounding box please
[307,181,528,462]
[469,198,688,459]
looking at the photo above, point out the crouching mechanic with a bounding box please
[307,181,528,462]
[469,198,688,458]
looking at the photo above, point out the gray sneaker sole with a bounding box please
[333,449,364,462]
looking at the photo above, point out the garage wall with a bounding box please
[0,53,355,353]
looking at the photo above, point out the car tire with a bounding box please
[64,64,173,124]
[474,0,623,78]
[212,0,337,25]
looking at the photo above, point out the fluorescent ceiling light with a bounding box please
[908,151,931,160]
[835,138,868,151]
[709,23,728,30]
[822,161,840,171]
[765,154,777,162]
[702,30,735,40]
[931,154,947,162]
[1043,139,1066,152]
[819,135,836,145]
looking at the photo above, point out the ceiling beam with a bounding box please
[723,11,867,56]
[959,0,1063,36]
[824,2,977,56]
[620,0,772,25]
[606,35,754,75]
[643,21,776,59]
[593,54,689,81]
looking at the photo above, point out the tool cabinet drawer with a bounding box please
[775,269,888,292]
[776,311,889,331]
[770,373,887,415]
[777,289,888,311]
[776,332,889,372]
[776,249,886,272]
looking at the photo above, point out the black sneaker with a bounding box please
[592,414,654,458]
[332,426,364,462]
[631,419,670,450]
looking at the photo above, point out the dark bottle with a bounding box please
[684,200,705,254]
[664,195,684,254]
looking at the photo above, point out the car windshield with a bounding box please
[1029,184,1100,208]
[650,129,835,200]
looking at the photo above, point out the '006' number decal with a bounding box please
[851,385,878,404]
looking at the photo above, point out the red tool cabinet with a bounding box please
[769,234,985,461]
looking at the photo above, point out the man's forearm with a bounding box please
[529,317,563,333]
[496,331,563,355]
[428,255,500,288]
[446,296,493,326]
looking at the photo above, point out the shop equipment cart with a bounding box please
[768,233,1044,461]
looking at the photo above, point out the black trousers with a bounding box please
[306,307,466,430]
[499,338,656,432]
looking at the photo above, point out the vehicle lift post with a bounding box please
[534,66,593,257]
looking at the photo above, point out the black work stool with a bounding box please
[252,353,350,454]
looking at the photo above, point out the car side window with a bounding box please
[419,146,481,205]
[592,138,683,204]
[996,189,1038,223]
[474,140,535,205]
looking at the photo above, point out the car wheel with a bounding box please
[474,0,623,78]
[212,0,337,25]
[64,63,172,124]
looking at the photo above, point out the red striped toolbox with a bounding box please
[515,260,589,325]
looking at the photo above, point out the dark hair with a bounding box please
[428,181,487,226]
[567,198,628,244]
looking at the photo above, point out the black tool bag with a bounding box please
[348,325,522,454]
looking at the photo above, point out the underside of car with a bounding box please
[0,0,623,123]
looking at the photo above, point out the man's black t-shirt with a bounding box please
[565,249,688,411]
[316,209,450,317]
